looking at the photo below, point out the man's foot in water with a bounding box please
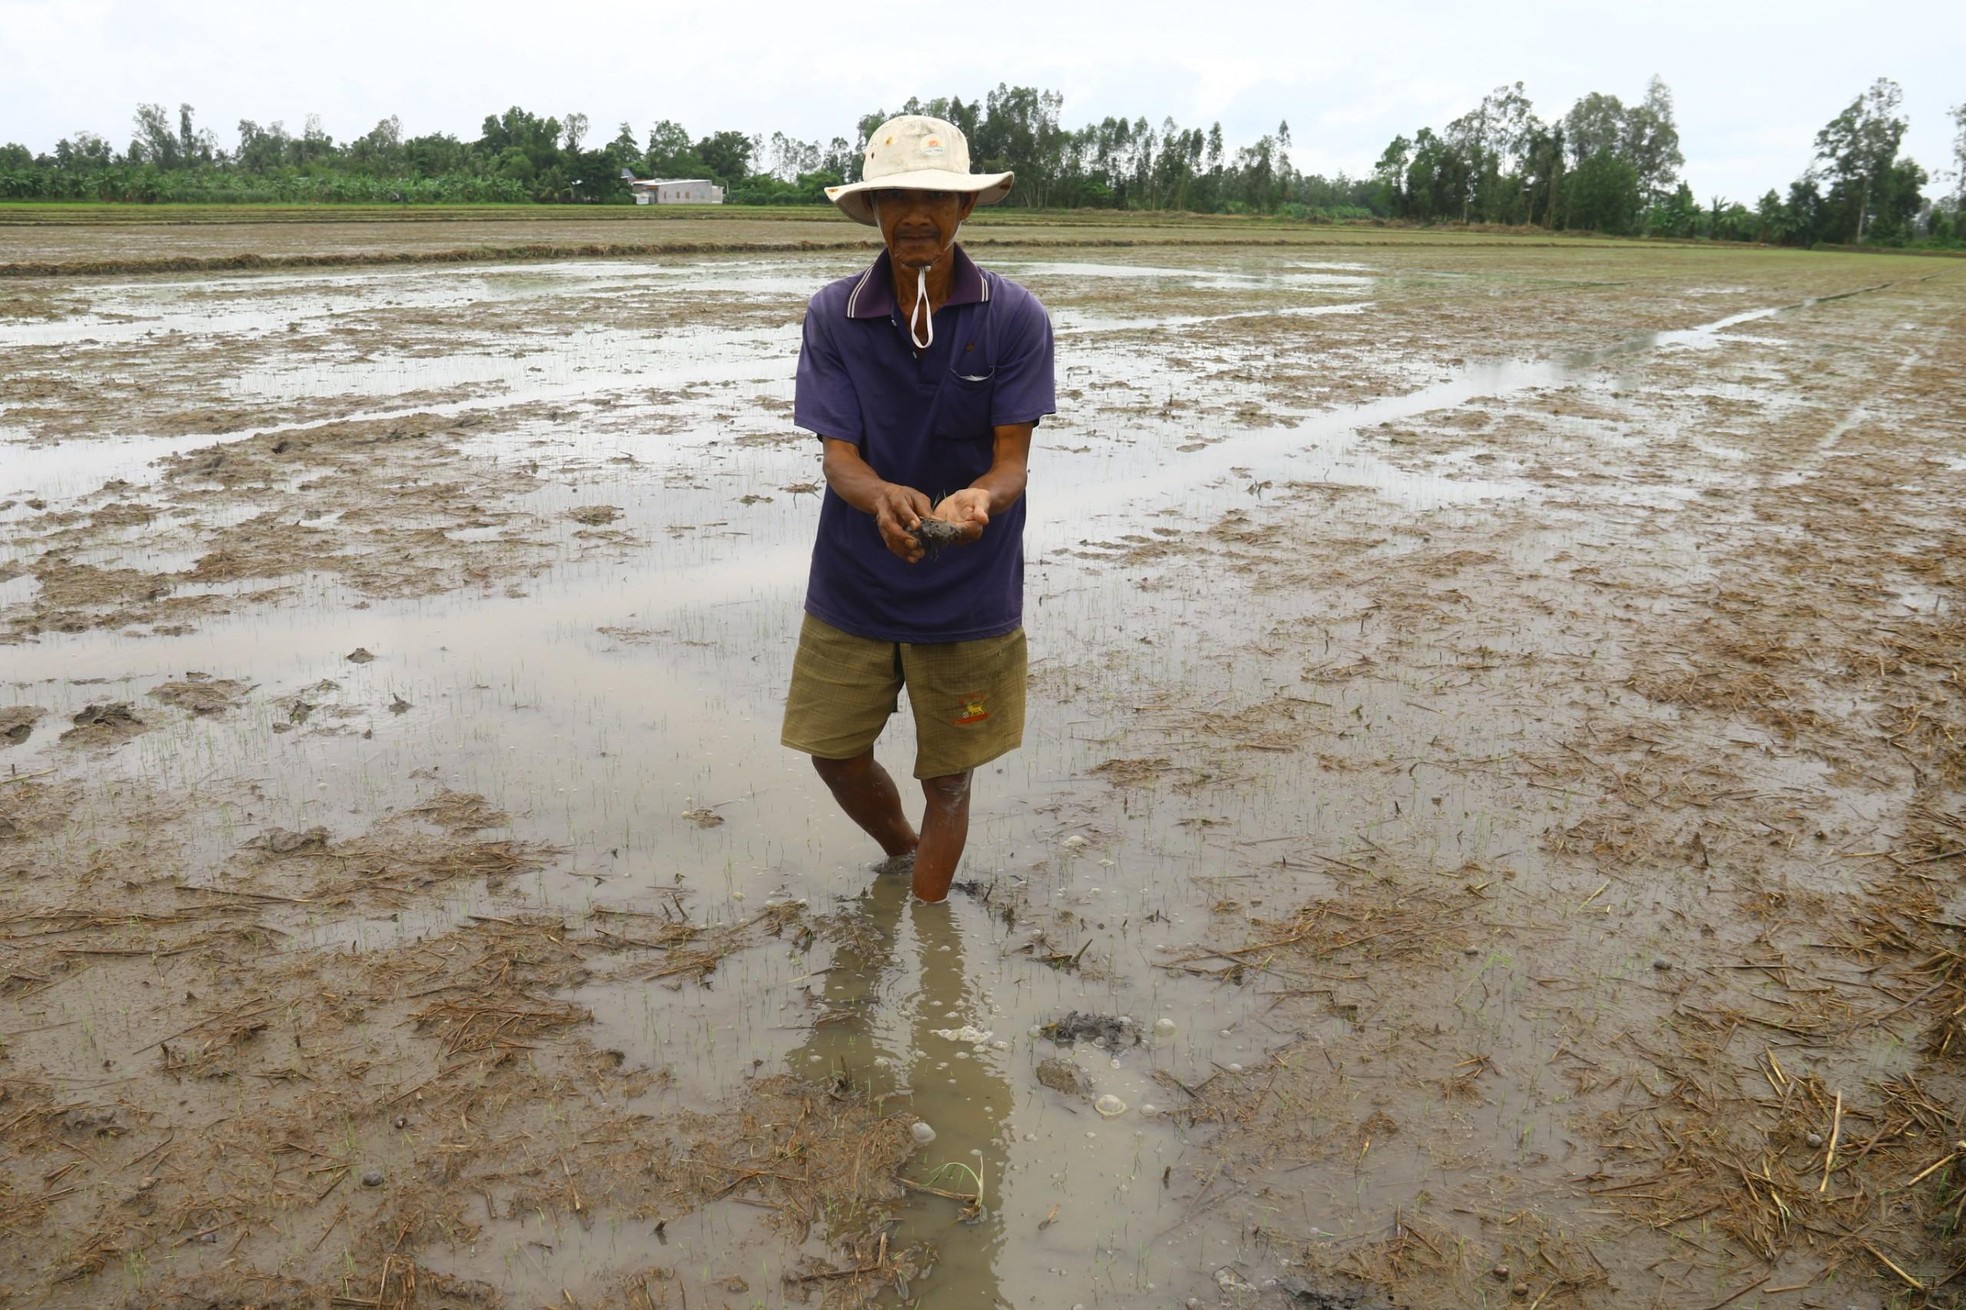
[873,850,917,878]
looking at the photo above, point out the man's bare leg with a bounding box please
[812,750,917,859]
[912,770,973,903]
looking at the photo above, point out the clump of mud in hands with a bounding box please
[911,517,968,556]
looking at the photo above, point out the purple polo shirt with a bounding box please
[794,245,1055,644]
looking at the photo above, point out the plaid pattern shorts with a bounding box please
[781,614,1026,779]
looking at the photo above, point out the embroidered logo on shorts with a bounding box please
[953,694,990,726]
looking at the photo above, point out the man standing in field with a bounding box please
[781,114,1055,904]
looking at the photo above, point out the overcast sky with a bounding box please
[2,0,1959,202]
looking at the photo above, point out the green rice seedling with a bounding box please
[922,1157,986,1209]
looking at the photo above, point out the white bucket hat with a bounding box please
[826,115,1014,226]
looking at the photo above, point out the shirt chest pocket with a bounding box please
[931,367,996,441]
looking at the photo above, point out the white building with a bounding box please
[624,176,725,205]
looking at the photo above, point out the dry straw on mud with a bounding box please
[237,792,560,907]
[0,769,931,1308]
[1159,870,1481,991]
[1577,858,1966,1299]
[592,899,805,984]
[1,890,921,1308]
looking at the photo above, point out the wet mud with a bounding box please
[1,224,1963,1308]
[910,518,969,557]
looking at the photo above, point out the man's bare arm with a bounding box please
[932,423,1034,539]
[820,437,933,562]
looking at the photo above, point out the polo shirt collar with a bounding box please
[843,245,988,320]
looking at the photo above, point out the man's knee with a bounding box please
[813,749,875,787]
[920,770,972,809]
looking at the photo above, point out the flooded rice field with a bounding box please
[2,231,1963,1310]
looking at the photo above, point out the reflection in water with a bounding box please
[788,874,1011,1307]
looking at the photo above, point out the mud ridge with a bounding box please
[1,233,1613,279]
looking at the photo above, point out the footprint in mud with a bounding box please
[0,706,44,746]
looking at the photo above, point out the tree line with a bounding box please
[1372,76,1959,245]
[0,89,1369,216]
[1,82,1960,246]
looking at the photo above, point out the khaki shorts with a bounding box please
[781,614,1027,779]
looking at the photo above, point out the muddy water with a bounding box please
[4,241,1961,1308]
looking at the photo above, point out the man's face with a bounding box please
[873,189,977,269]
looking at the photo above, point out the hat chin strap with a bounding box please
[869,200,940,351]
[908,265,933,351]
